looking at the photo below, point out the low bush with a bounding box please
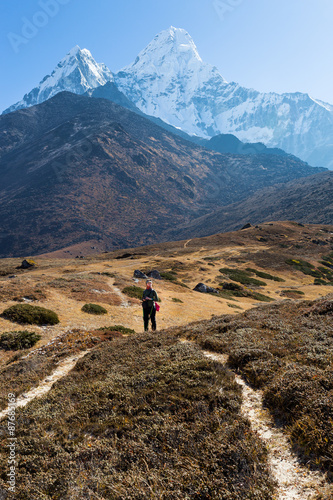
[122,285,144,299]
[81,303,107,315]
[160,271,178,282]
[219,268,267,286]
[314,278,330,286]
[280,290,305,297]
[97,325,135,335]
[1,304,59,325]
[286,259,322,278]
[173,295,333,478]
[172,297,183,303]
[0,330,41,350]
[246,268,285,282]
[219,284,273,302]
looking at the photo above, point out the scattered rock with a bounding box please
[311,239,328,245]
[19,259,36,269]
[194,283,219,294]
[147,270,162,280]
[134,270,148,279]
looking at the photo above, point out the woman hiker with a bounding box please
[142,279,158,332]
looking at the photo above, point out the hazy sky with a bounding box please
[1,0,333,112]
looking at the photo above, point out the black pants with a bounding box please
[143,305,156,331]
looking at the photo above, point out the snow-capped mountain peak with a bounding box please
[115,26,228,133]
[3,46,114,114]
[132,26,203,67]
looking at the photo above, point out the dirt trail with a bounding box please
[0,350,90,421]
[111,282,131,307]
[204,351,330,500]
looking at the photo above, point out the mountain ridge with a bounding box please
[0,91,325,258]
[3,26,333,167]
[163,170,333,240]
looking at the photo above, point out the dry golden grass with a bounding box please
[0,222,332,498]
[0,333,276,499]
[0,222,331,371]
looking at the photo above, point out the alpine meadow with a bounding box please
[1,4,333,499]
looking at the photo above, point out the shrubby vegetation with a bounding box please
[1,304,59,325]
[246,268,285,282]
[172,294,333,479]
[219,283,274,302]
[97,325,135,335]
[286,256,333,284]
[81,303,107,315]
[122,285,144,299]
[0,330,41,350]
[0,333,275,499]
[219,268,267,286]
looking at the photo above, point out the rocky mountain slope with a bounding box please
[0,92,325,258]
[164,171,333,239]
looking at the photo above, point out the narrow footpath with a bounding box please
[204,351,331,500]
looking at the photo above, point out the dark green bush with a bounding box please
[285,259,322,278]
[0,330,41,350]
[218,284,273,302]
[160,271,178,282]
[172,297,183,303]
[246,268,285,282]
[81,303,107,315]
[314,278,330,286]
[97,325,135,335]
[1,304,59,325]
[219,268,267,286]
[122,285,144,299]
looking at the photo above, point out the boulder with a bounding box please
[241,223,252,230]
[311,239,328,246]
[194,283,219,294]
[147,270,162,280]
[20,259,36,269]
[134,270,148,279]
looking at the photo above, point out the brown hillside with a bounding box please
[0,92,324,258]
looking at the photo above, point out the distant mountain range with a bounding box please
[3,27,333,169]
[0,92,325,258]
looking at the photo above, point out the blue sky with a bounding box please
[1,0,333,112]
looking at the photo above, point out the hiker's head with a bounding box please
[146,280,152,289]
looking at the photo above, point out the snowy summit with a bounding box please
[3,46,114,114]
[3,26,333,168]
[115,26,228,131]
